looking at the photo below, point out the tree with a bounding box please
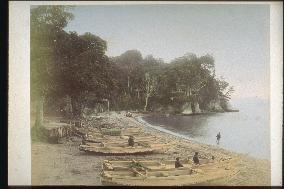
[167,54,206,112]
[143,73,158,111]
[61,32,110,118]
[155,53,224,113]
[111,50,144,110]
[113,50,143,95]
[110,51,233,113]
[216,77,234,100]
[140,55,164,111]
[31,6,74,126]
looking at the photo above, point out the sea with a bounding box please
[140,98,270,160]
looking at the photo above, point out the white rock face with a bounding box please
[208,100,223,111]
[225,101,233,110]
[182,102,193,114]
[194,102,202,113]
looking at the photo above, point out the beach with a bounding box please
[31,112,270,186]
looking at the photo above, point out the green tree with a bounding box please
[140,55,164,111]
[59,32,110,117]
[114,50,143,95]
[31,5,74,127]
[112,50,144,109]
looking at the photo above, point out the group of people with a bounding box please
[175,132,222,168]
[175,152,200,168]
[128,132,221,169]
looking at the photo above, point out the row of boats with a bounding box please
[72,118,237,186]
[76,126,171,155]
[101,159,236,186]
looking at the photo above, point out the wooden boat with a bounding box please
[75,127,143,137]
[79,141,170,155]
[100,159,238,186]
[102,159,213,171]
[74,127,100,136]
[84,135,159,143]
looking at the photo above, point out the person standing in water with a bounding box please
[216,132,221,144]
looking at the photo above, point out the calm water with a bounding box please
[142,98,270,160]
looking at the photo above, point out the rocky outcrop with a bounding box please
[208,99,224,112]
[143,99,235,115]
[182,102,193,114]
[193,102,202,113]
[221,101,239,112]
[181,102,203,114]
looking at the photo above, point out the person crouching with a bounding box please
[175,157,184,168]
[128,136,135,147]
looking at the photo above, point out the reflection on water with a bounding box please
[143,98,270,160]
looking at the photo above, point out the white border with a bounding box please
[270,2,283,186]
[16,1,281,5]
[8,1,283,186]
[8,2,31,185]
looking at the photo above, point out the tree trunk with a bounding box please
[70,96,81,118]
[144,95,149,112]
[70,96,76,118]
[107,100,110,112]
[127,75,130,89]
[186,86,190,97]
[35,95,44,127]
[127,75,132,96]
[186,87,193,101]
[66,95,73,119]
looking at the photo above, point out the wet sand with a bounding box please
[32,112,270,185]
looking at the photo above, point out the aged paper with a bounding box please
[8,1,282,186]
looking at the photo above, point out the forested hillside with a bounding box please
[31,6,234,127]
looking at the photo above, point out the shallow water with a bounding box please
[142,98,270,160]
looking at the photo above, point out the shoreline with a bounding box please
[136,115,192,141]
[130,113,247,159]
[31,111,271,186]
[134,114,269,161]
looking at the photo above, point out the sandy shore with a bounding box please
[32,112,270,185]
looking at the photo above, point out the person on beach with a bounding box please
[216,132,221,144]
[193,152,200,165]
[128,136,135,147]
[81,134,88,145]
[175,157,184,168]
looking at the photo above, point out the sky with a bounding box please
[65,4,270,100]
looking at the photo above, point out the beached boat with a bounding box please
[79,141,170,155]
[77,125,171,155]
[100,159,238,186]
[74,127,100,136]
[75,126,143,137]
[84,135,159,143]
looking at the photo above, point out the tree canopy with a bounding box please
[31,5,235,122]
